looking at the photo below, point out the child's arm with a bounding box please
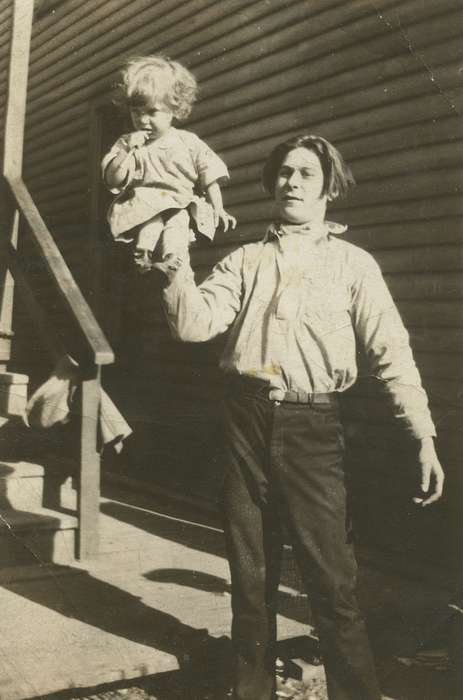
[206,181,237,232]
[104,131,148,189]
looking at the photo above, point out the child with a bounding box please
[102,55,236,273]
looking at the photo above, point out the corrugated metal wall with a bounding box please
[1,0,462,569]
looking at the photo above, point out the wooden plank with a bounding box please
[345,217,463,251]
[385,271,463,301]
[1,0,399,136]
[33,0,96,24]
[194,31,462,137]
[28,170,86,202]
[217,118,463,191]
[219,88,463,168]
[7,177,114,364]
[399,300,463,328]
[2,0,33,178]
[338,194,463,228]
[206,59,461,154]
[22,0,380,111]
[19,62,462,169]
[226,160,463,207]
[414,352,463,380]
[193,10,462,123]
[25,142,87,180]
[212,128,463,194]
[422,377,463,412]
[6,241,62,361]
[20,0,248,117]
[77,369,101,559]
[23,105,87,154]
[226,192,463,235]
[26,0,296,101]
[13,0,177,75]
[373,244,463,274]
[0,0,33,367]
[0,208,17,368]
[196,0,460,88]
[410,328,463,354]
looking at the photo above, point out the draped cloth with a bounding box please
[25,355,132,453]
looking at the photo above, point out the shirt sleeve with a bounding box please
[193,137,230,190]
[101,135,143,194]
[162,248,244,342]
[351,253,436,439]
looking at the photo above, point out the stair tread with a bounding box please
[0,505,77,531]
[0,460,45,479]
[0,371,28,384]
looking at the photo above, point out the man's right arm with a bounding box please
[162,247,244,342]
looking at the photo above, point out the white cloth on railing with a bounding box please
[24,355,132,452]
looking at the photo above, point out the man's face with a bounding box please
[130,96,173,140]
[274,147,326,224]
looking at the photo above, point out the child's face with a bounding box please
[129,97,173,140]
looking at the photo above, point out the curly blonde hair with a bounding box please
[115,54,198,120]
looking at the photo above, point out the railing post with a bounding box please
[1,0,34,369]
[0,210,18,371]
[77,366,102,559]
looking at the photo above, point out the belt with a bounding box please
[227,376,337,405]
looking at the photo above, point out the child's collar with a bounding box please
[146,126,181,149]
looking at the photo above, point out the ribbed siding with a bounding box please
[0,1,11,164]
[3,0,462,567]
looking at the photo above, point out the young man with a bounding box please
[162,135,444,700]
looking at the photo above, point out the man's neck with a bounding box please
[278,218,327,236]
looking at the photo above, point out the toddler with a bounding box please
[102,55,236,274]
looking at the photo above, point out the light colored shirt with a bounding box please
[163,220,436,439]
[102,127,229,236]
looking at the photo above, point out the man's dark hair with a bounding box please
[262,134,355,200]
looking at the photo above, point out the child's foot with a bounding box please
[152,254,183,281]
[133,247,153,274]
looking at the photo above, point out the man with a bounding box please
[162,134,444,699]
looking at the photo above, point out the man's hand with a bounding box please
[413,436,444,506]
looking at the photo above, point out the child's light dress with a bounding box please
[102,127,229,241]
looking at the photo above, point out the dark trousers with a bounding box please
[221,392,382,700]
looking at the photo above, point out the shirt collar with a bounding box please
[263,220,347,243]
[146,126,182,150]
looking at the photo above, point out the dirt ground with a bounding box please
[35,670,329,700]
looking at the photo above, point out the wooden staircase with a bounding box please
[0,460,78,567]
[0,0,114,568]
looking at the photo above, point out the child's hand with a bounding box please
[214,209,237,232]
[126,130,150,149]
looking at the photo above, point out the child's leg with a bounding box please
[152,209,190,274]
[134,215,164,272]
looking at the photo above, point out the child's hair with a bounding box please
[262,134,355,200]
[114,54,198,120]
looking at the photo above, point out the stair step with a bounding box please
[0,460,77,511]
[0,371,28,417]
[0,460,44,510]
[0,506,77,566]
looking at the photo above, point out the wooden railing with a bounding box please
[0,0,114,558]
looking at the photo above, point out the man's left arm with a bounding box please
[351,254,444,506]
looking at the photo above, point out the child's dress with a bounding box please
[102,127,229,241]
